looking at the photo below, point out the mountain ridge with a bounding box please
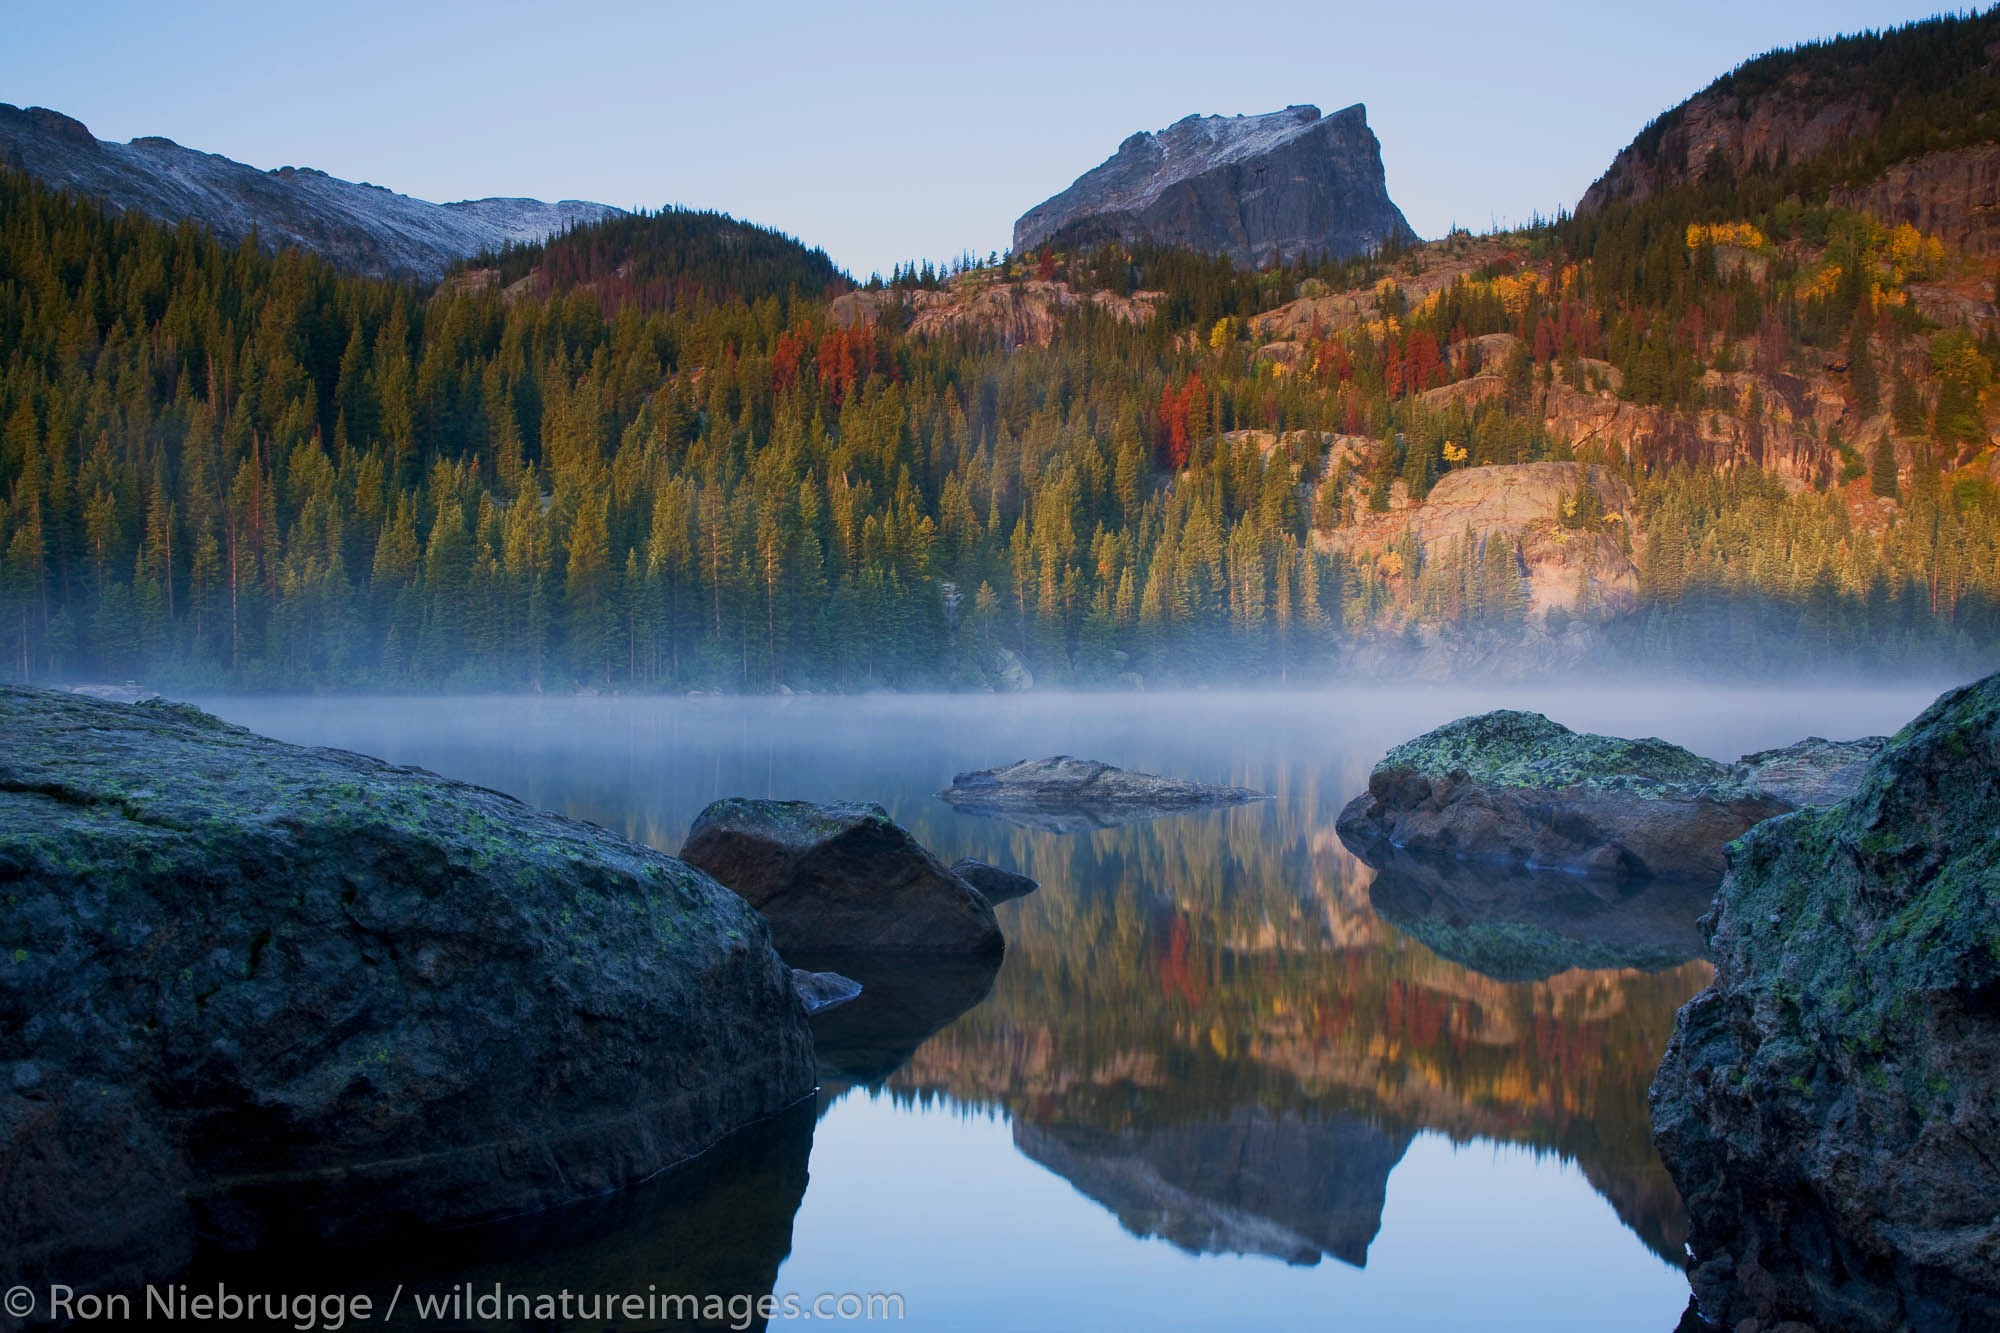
[0,103,622,280]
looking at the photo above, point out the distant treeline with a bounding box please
[1,136,1997,690]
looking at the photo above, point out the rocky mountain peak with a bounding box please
[1013,102,1414,267]
[0,103,623,280]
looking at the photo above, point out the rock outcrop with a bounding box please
[1833,144,2000,258]
[1315,461,1640,625]
[1335,710,1793,880]
[938,756,1270,834]
[0,103,620,279]
[1651,673,2000,1332]
[679,799,1004,954]
[949,858,1040,905]
[1013,104,1416,267]
[0,688,813,1295]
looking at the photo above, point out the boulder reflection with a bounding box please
[879,780,1710,1268]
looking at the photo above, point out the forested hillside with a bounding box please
[2,8,1999,693]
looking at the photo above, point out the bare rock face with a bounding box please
[938,756,1270,834]
[0,688,813,1297]
[1013,104,1416,267]
[0,103,620,279]
[1334,710,1792,881]
[680,799,1004,954]
[1652,673,2000,1332]
[1832,144,2000,257]
[1317,462,1640,626]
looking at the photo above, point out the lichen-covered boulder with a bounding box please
[1334,710,1792,880]
[680,800,1003,954]
[950,858,1040,905]
[0,688,814,1295]
[1651,674,2000,1332]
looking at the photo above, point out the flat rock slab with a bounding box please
[680,799,1003,955]
[0,688,813,1295]
[1336,710,1794,880]
[938,756,1270,834]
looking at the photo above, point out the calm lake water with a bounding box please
[194,684,1945,1333]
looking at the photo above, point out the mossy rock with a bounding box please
[0,687,814,1296]
[1651,672,2000,1331]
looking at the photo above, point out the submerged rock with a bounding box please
[949,858,1040,905]
[938,756,1270,834]
[790,969,863,1015]
[1652,674,2000,1332]
[680,799,1004,955]
[791,950,1002,1087]
[0,688,814,1295]
[1335,710,1792,880]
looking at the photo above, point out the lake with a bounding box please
[194,684,1944,1332]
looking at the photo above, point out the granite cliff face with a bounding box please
[1651,672,2000,1332]
[1013,104,1416,267]
[0,104,621,279]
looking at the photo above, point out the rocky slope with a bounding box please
[0,104,620,279]
[0,689,813,1294]
[1576,10,2000,256]
[1013,104,1416,266]
[1652,672,2000,1332]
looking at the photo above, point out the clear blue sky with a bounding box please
[1,0,1967,278]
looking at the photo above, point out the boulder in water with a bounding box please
[939,756,1269,834]
[680,799,1004,955]
[1335,710,1794,880]
[1651,674,2000,1332]
[0,688,814,1296]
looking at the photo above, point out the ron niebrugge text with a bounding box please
[13,1283,906,1330]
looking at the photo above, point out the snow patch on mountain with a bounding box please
[0,104,623,280]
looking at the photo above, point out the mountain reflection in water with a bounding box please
[197,688,1943,1330]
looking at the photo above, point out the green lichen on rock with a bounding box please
[0,686,815,1295]
[1652,672,2000,1332]
[1379,709,1744,796]
[1339,710,1791,879]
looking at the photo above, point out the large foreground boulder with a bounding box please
[680,799,1003,954]
[938,756,1270,834]
[1336,711,1796,880]
[0,688,814,1295]
[1651,674,2000,1332]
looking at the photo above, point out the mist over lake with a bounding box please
[184,684,1940,1330]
